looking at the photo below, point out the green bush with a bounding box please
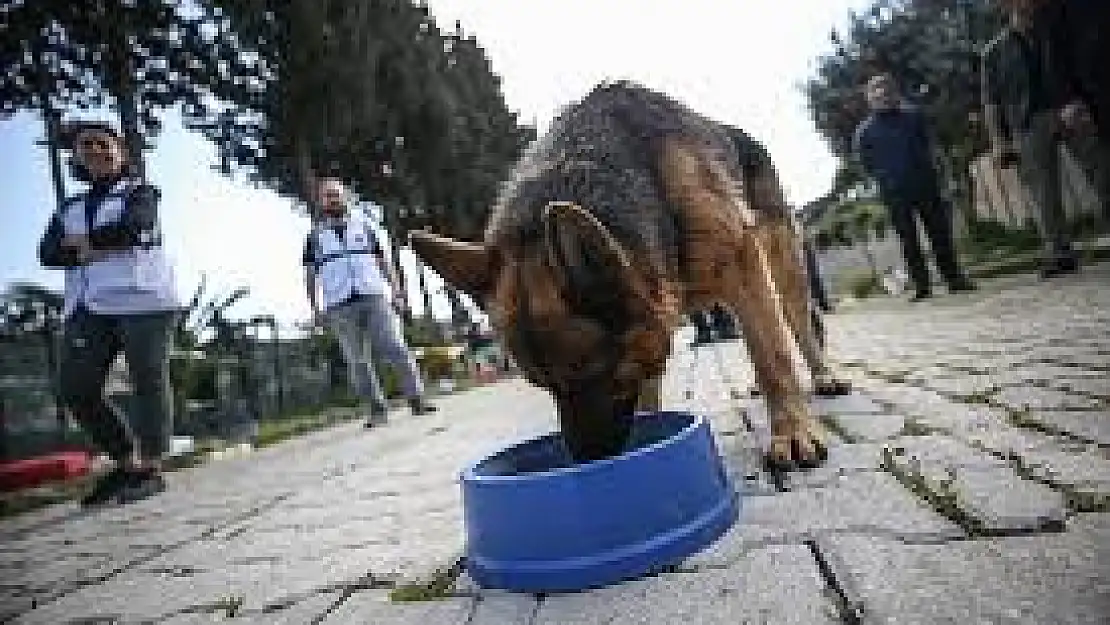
[845,270,883,300]
[963,217,1041,263]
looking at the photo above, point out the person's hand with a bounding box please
[1059,101,1095,136]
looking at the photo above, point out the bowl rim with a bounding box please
[460,411,706,484]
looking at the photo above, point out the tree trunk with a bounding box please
[105,26,146,181]
[31,43,67,211]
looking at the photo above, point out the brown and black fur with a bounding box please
[411,81,851,469]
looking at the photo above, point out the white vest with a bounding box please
[61,180,181,317]
[310,213,389,311]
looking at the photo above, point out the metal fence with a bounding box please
[0,328,352,462]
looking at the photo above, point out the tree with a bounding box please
[1,0,263,179]
[0,283,64,335]
[189,0,533,232]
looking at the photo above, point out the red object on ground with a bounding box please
[0,451,92,492]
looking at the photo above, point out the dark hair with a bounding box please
[62,121,124,150]
[63,121,132,182]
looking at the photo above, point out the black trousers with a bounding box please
[58,308,175,463]
[691,304,737,342]
[802,240,833,312]
[884,191,965,294]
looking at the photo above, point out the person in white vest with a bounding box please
[38,122,180,507]
[303,177,435,426]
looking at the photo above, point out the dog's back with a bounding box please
[485,81,748,279]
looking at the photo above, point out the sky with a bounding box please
[0,0,873,332]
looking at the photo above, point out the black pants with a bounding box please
[691,304,737,342]
[58,308,175,463]
[884,191,965,294]
[802,240,833,312]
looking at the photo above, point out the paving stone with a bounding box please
[13,551,380,623]
[318,591,474,624]
[948,467,1067,531]
[962,426,1061,457]
[1017,448,1110,496]
[469,593,539,625]
[810,393,888,415]
[819,534,1110,624]
[1028,409,1110,446]
[883,436,1009,469]
[829,412,907,442]
[1050,375,1110,399]
[533,545,839,625]
[919,374,1000,397]
[687,472,961,568]
[884,436,1067,531]
[158,591,340,624]
[992,387,1105,414]
[782,442,885,490]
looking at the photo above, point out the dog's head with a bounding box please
[411,202,676,460]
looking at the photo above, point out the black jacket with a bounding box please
[39,179,161,269]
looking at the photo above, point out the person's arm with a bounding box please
[87,184,160,251]
[38,210,84,268]
[302,237,321,315]
[852,121,875,175]
[371,234,406,308]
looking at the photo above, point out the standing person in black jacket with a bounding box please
[854,73,976,301]
[1045,0,1110,226]
[38,122,180,507]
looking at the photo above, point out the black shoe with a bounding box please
[910,291,932,302]
[80,467,131,507]
[410,399,437,415]
[1040,254,1080,278]
[947,279,977,293]
[117,469,166,504]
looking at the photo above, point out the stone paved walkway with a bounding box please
[3,263,1108,624]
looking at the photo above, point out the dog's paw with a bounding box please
[764,432,828,474]
[813,376,852,397]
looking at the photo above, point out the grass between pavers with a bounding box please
[961,435,1110,515]
[879,447,990,538]
[817,412,859,445]
[388,558,466,602]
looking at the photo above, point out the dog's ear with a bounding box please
[541,202,653,318]
[409,230,494,302]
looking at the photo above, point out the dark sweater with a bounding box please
[853,105,938,200]
[39,177,161,269]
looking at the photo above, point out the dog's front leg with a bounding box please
[727,235,827,472]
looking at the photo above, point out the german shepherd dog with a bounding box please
[411,81,851,471]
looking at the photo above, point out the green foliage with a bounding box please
[186,0,535,241]
[418,345,458,381]
[962,216,1041,263]
[845,269,884,299]
[0,0,258,173]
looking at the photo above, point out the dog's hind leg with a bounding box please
[657,139,826,470]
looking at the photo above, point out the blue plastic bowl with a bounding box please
[460,411,739,593]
